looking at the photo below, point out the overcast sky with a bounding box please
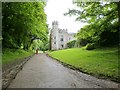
[44,0,88,33]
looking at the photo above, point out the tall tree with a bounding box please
[2,2,48,50]
[65,1,119,47]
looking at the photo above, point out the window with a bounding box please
[54,42,56,44]
[54,37,56,39]
[61,38,63,41]
[69,38,71,40]
[61,44,64,48]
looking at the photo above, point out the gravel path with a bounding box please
[8,53,118,88]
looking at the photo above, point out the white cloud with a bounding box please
[45,0,88,33]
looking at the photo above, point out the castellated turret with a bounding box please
[51,21,59,50]
[50,21,75,50]
[52,21,58,29]
[52,21,58,25]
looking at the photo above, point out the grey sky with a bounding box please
[45,0,88,33]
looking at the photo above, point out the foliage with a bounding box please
[49,47,119,82]
[31,40,43,50]
[2,48,33,64]
[67,40,76,48]
[65,1,119,47]
[0,36,2,41]
[40,41,49,51]
[85,43,95,50]
[31,39,49,51]
[2,2,48,50]
[100,30,119,46]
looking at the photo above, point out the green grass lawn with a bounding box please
[49,47,119,82]
[2,48,34,64]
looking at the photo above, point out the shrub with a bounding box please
[85,43,95,50]
[79,38,88,46]
[67,40,76,48]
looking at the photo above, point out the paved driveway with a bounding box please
[8,54,118,88]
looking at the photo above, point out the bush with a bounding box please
[100,30,119,47]
[67,40,76,48]
[85,43,95,50]
[79,38,88,46]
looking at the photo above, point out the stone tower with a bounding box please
[51,21,59,50]
[50,21,75,50]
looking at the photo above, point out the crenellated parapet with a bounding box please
[58,29,68,33]
[52,21,58,25]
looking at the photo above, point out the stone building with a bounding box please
[50,21,75,50]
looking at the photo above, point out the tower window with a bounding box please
[54,42,56,44]
[54,37,56,39]
[61,38,63,41]
[61,44,64,48]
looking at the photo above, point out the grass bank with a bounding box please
[49,47,119,82]
[2,48,34,65]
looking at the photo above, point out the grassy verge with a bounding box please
[49,47,119,82]
[2,48,34,65]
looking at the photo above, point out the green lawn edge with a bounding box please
[48,47,119,83]
[2,48,34,65]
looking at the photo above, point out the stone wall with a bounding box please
[51,21,75,50]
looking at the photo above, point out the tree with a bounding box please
[67,40,76,48]
[65,1,119,47]
[2,2,48,50]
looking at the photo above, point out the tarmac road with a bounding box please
[8,53,118,88]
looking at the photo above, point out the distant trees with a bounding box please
[2,2,48,50]
[31,39,49,51]
[65,1,119,47]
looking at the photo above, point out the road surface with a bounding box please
[8,53,118,88]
